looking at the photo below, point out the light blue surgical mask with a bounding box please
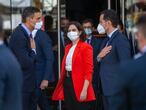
[84,28,92,35]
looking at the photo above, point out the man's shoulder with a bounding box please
[120,54,146,74]
[0,45,20,67]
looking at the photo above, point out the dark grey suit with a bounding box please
[0,44,22,110]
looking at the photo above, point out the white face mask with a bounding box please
[84,28,92,35]
[67,31,79,42]
[97,24,105,34]
[35,21,43,29]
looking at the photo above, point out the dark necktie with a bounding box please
[29,33,32,39]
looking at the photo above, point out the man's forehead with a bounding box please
[83,22,92,26]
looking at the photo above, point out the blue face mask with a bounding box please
[84,28,92,35]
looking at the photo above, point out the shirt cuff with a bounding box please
[97,56,102,62]
[32,49,36,54]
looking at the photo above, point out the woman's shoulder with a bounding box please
[79,41,93,51]
[81,41,92,48]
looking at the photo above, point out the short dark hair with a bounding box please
[82,18,94,27]
[136,13,146,39]
[22,7,40,23]
[100,9,119,28]
[66,21,86,41]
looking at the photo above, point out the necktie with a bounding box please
[29,33,33,39]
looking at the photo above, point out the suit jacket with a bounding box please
[99,30,132,96]
[35,30,54,86]
[90,36,104,86]
[52,40,95,102]
[0,44,22,110]
[108,53,146,110]
[9,24,36,92]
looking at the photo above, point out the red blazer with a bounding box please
[52,40,96,102]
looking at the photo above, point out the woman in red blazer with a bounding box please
[52,21,95,110]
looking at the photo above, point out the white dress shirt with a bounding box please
[108,28,118,38]
[65,44,77,71]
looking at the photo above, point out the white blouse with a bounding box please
[65,44,77,71]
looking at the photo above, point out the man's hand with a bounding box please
[98,45,112,59]
[40,80,48,90]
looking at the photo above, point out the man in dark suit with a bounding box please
[82,19,104,110]
[9,7,41,110]
[96,10,132,110]
[0,16,22,110]
[32,26,54,109]
[107,13,146,110]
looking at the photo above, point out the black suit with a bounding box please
[86,35,104,110]
[108,52,146,110]
[34,30,54,110]
[9,24,36,110]
[46,30,65,81]
[0,44,22,110]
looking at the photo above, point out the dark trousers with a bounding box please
[22,92,36,110]
[63,75,90,110]
[90,83,104,110]
[35,88,52,110]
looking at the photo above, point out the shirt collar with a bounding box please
[108,28,118,38]
[21,23,31,36]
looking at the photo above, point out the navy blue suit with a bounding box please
[88,36,104,110]
[99,30,131,96]
[108,53,146,110]
[34,30,54,110]
[9,24,36,110]
[0,44,22,110]
[90,36,104,88]
[99,30,132,109]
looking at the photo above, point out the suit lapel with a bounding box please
[19,24,31,47]
[19,24,30,39]
[107,30,119,45]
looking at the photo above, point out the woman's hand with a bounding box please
[80,88,87,101]
[80,79,89,101]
